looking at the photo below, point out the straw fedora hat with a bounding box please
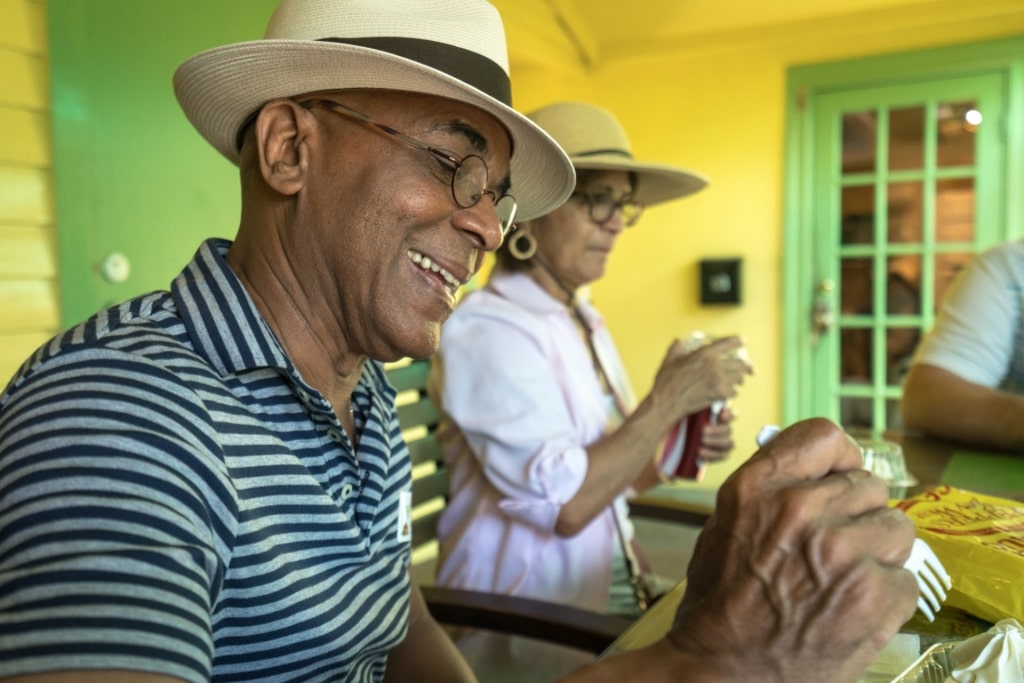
[172,0,574,221]
[526,101,708,207]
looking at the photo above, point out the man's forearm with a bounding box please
[902,363,1024,451]
[387,582,477,683]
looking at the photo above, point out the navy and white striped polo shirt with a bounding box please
[0,239,412,682]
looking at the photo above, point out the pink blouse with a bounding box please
[430,270,636,612]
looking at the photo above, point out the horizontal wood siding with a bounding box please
[0,0,55,383]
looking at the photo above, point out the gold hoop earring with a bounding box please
[509,231,537,261]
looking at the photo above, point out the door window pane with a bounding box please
[887,256,921,316]
[887,181,923,244]
[840,396,873,431]
[841,185,875,245]
[886,399,905,431]
[842,111,876,173]
[935,178,975,242]
[887,327,921,385]
[841,257,873,314]
[889,106,925,171]
[886,258,921,387]
[937,100,979,167]
[841,328,872,385]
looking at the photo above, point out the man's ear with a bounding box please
[253,99,312,196]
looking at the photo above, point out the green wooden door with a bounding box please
[812,75,1006,432]
[49,1,278,327]
[784,37,1024,434]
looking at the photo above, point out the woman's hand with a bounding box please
[696,405,735,463]
[647,335,753,430]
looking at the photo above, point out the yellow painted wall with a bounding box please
[0,0,55,384]
[505,1,1024,488]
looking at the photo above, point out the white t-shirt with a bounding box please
[912,241,1024,393]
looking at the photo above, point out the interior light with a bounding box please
[964,109,983,126]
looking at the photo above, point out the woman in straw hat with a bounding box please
[430,101,756,677]
[0,1,919,681]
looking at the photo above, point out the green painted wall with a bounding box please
[49,0,277,326]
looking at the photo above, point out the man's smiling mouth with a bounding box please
[408,250,464,293]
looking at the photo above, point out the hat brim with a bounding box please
[173,40,574,222]
[572,155,708,207]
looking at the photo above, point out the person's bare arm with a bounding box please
[557,337,752,536]
[383,577,477,683]
[556,418,920,683]
[902,362,1024,451]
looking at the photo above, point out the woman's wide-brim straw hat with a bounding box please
[527,101,708,207]
[172,0,574,222]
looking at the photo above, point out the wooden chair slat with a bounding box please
[396,397,440,431]
[386,360,431,393]
[406,435,442,468]
[411,468,448,505]
[411,509,442,552]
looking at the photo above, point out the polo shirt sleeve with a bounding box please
[437,307,591,533]
[0,346,234,683]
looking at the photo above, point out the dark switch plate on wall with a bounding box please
[699,258,742,305]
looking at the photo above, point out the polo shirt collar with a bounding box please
[171,238,292,377]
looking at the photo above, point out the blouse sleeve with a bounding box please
[436,302,603,532]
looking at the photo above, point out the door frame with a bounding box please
[782,35,1024,426]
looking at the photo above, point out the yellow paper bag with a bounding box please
[896,486,1024,624]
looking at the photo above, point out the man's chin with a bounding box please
[389,321,441,362]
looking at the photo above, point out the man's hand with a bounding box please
[668,418,919,682]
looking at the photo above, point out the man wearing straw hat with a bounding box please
[0,1,918,682]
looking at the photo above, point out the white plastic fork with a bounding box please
[755,425,952,622]
[904,537,952,622]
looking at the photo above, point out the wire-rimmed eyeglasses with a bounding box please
[299,99,518,238]
[571,191,645,228]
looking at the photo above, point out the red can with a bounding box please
[659,331,735,481]
[661,401,722,481]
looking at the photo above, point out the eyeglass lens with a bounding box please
[579,194,644,227]
[452,154,517,237]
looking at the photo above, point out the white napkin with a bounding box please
[946,618,1024,683]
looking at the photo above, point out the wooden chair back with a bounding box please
[386,359,447,568]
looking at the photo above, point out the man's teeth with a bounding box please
[408,250,462,289]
